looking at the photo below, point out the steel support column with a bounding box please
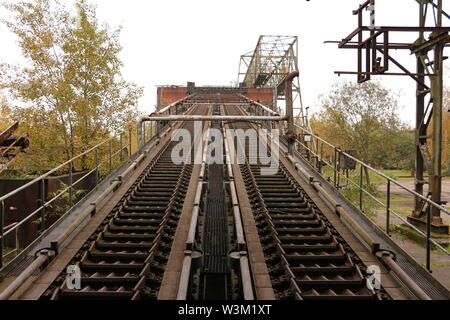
[285,71,299,155]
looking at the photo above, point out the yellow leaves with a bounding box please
[1,0,143,174]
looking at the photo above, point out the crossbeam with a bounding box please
[141,115,287,122]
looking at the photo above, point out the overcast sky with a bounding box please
[1,0,449,125]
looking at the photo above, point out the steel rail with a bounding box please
[223,127,254,300]
[237,94,279,115]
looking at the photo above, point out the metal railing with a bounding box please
[0,125,157,269]
[293,123,450,272]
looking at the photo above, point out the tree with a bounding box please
[312,80,405,184]
[0,0,142,172]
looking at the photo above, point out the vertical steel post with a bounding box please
[414,2,426,215]
[120,134,123,162]
[430,30,444,224]
[109,140,112,173]
[359,164,364,211]
[426,205,432,272]
[333,148,338,188]
[129,129,132,157]
[95,149,99,186]
[15,227,18,256]
[150,121,153,139]
[386,180,391,235]
[137,120,143,152]
[319,141,324,174]
[69,162,73,207]
[285,72,299,155]
[143,121,146,145]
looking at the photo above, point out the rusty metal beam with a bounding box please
[0,122,19,145]
[142,115,288,122]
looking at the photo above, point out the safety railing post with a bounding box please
[333,148,338,188]
[426,205,432,272]
[69,162,73,208]
[386,180,391,235]
[15,227,19,258]
[109,140,113,174]
[40,179,46,231]
[359,164,364,211]
[95,148,99,186]
[150,121,153,140]
[129,129,132,158]
[120,133,123,162]
[315,137,320,170]
[143,122,146,146]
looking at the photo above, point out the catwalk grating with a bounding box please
[203,164,228,274]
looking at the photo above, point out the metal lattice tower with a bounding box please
[237,35,307,128]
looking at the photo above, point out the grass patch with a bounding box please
[391,224,450,255]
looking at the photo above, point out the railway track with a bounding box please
[40,106,207,300]
[225,105,386,300]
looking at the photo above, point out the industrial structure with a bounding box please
[328,0,450,231]
[238,35,307,128]
[0,122,29,175]
[0,0,449,302]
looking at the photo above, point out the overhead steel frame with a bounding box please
[330,0,450,228]
[237,35,307,128]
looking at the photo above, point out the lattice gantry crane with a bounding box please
[328,0,450,231]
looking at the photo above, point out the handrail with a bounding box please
[0,136,114,203]
[294,123,450,217]
[292,123,450,272]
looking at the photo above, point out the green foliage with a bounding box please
[0,0,143,173]
[48,182,87,215]
[32,181,86,228]
[312,80,414,170]
[339,173,380,217]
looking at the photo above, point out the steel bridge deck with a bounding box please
[7,100,441,301]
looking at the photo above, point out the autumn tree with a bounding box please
[311,80,408,183]
[0,0,142,172]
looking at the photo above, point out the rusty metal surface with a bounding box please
[22,105,206,300]
[225,105,389,300]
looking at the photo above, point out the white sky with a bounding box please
[1,0,449,125]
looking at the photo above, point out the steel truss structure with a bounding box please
[329,0,449,228]
[237,35,307,127]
